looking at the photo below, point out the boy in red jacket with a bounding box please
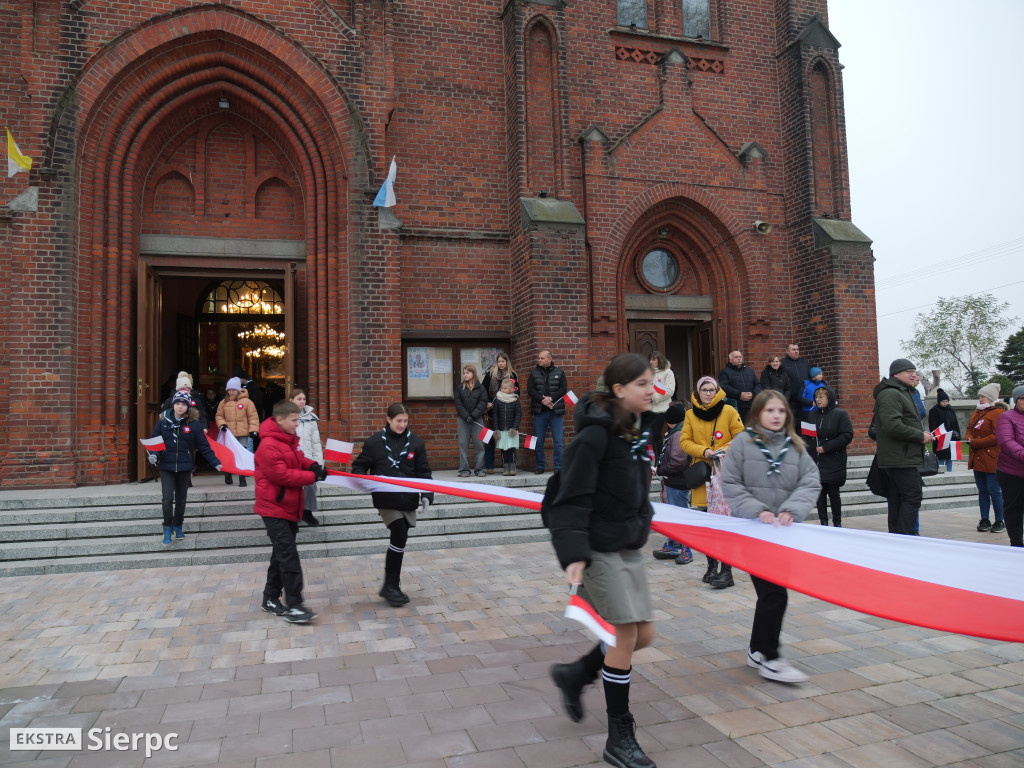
[255,400,328,623]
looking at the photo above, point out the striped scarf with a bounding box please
[746,428,790,476]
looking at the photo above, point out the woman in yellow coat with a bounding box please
[680,375,745,587]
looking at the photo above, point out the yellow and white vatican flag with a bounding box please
[6,128,33,177]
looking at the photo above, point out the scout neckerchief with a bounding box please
[382,427,412,469]
[745,427,791,476]
[628,415,652,462]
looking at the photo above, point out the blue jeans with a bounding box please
[533,410,563,470]
[484,439,496,470]
[664,486,691,547]
[974,471,1004,521]
[943,458,953,472]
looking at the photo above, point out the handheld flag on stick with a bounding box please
[932,424,950,451]
[478,425,494,444]
[563,586,616,647]
[952,441,967,461]
[563,390,579,406]
[140,436,165,451]
[523,434,538,451]
[6,128,32,177]
[800,421,817,437]
[324,439,354,463]
[373,156,397,208]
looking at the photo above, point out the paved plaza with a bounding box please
[2,505,1023,768]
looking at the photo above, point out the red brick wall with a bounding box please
[0,0,879,486]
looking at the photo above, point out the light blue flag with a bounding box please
[373,156,397,207]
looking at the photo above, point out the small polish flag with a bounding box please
[653,379,667,396]
[140,436,165,451]
[524,434,538,451]
[952,441,967,461]
[478,426,494,444]
[800,421,817,437]
[325,439,354,463]
[564,390,579,406]
[932,424,950,451]
[564,592,617,647]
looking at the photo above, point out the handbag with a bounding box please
[919,448,939,477]
[681,461,712,489]
[865,455,889,497]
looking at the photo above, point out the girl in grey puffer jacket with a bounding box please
[720,390,821,685]
[291,389,324,525]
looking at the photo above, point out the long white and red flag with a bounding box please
[139,436,165,451]
[209,430,255,475]
[325,439,354,463]
[317,471,1024,643]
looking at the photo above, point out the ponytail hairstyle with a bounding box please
[745,390,804,452]
[386,402,409,419]
[590,353,654,437]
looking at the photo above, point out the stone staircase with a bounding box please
[0,457,979,577]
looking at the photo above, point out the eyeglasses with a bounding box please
[699,388,717,394]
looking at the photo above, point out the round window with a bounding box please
[640,249,679,290]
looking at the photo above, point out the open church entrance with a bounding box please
[136,262,296,480]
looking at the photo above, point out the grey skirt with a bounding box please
[579,548,653,625]
[378,508,417,528]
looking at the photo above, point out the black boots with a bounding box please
[224,474,233,485]
[702,557,719,584]
[604,713,656,768]
[549,660,599,722]
[379,572,409,606]
[238,476,247,488]
[711,564,734,589]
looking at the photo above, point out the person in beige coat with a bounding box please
[216,376,260,487]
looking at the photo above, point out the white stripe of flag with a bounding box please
[140,436,165,451]
[325,439,354,463]
[952,441,966,460]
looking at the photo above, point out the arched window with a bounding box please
[617,0,648,29]
[682,0,711,39]
[200,280,285,317]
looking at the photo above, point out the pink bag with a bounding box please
[706,460,732,516]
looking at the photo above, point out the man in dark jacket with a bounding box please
[527,349,569,473]
[873,359,935,535]
[779,343,811,415]
[718,350,761,423]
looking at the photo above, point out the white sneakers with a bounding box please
[747,649,809,683]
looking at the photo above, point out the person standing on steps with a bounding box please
[928,389,960,473]
[648,350,676,460]
[351,403,434,607]
[779,343,811,417]
[718,350,761,423]
[149,391,222,544]
[546,353,658,768]
[812,385,853,526]
[454,364,488,478]
[996,386,1024,547]
[760,354,792,402]
[527,349,568,474]
[967,382,1005,534]
[491,377,522,475]
[290,388,324,527]
[215,376,260,488]
[482,352,519,473]
[680,376,745,589]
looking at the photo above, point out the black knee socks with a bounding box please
[385,518,410,575]
[602,663,631,716]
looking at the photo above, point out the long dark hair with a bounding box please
[590,353,654,437]
[386,402,409,419]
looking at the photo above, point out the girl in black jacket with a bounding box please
[491,377,522,475]
[928,389,960,472]
[149,392,222,544]
[352,403,434,607]
[812,385,854,526]
[454,364,488,477]
[547,353,658,768]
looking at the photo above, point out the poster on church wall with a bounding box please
[408,347,430,379]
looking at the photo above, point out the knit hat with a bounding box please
[889,358,916,376]
[809,367,823,378]
[695,376,718,396]
[175,370,192,391]
[978,383,1001,403]
[936,388,950,403]
[1012,385,1024,405]
[171,390,191,406]
[225,377,242,391]
[665,403,687,424]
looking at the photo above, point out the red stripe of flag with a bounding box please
[478,426,494,444]
[952,441,966,460]
[800,421,817,437]
[653,380,667,396]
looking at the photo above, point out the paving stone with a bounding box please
[894,729,991,764]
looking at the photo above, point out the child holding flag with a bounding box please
[254,400,327,623]
[454,364,488,477]
[216,376,260,487]
[719,389,821,683]
[148,391,222,544]
[492,377,522,475]
[547,353,658,768]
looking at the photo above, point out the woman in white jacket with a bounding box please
[649,351,676,460]
[291,389,324,526]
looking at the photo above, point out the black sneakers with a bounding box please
[282,605,317,624]
[261,597,287,615]
[977,519,992,532]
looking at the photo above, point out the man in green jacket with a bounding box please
[873,359,936,535]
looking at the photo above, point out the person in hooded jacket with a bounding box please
[290,388,323,526]
[546,353,658,768]
[148,391,222,544]
[216,376,260,487]
[996,385,1024,547]
[928,389,961,472]
[811,385,853,526]
[649,350,676,460]
[159,371,208,430]
[352,403,434,607]
[967,382,1005,533]
[680,376,745,588]
[254,400,327,624]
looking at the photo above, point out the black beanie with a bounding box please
[936,388,949,402]
[665,403,687,424]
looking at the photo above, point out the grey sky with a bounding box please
[828,0,1024,380]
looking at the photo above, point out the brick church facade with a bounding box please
[0,0,876,486]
